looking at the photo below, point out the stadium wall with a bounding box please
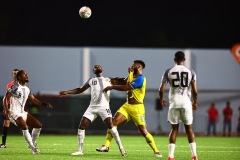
[0,46,239,135]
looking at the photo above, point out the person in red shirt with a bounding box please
[1,69,19,148]
[222,101,233,137]
[207,102,218,136]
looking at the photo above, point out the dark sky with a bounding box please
[0,0,239,49]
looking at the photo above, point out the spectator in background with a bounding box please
[207,102,218,136]
[222,101,233,137]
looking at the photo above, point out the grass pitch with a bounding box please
[0,134,239,160]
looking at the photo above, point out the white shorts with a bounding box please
[168,107,193,125]
[83,105,112,122]
[9,111,28,126]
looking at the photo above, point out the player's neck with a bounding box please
[176,62,184,65]
[19,81,26,86]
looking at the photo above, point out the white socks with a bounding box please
[77,129,85,151]
[22,129,34,149]
[110,127,123,149]
[32,128,42,145]
[189,142,197,156]
[168,143,175,158]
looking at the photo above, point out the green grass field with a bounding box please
[0,135,239,160]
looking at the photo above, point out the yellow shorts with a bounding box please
[117,102,146,126]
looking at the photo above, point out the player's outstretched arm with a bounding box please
[29,95,53,108]
[110,77,126,85]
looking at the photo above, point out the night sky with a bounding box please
[0,0,239,49]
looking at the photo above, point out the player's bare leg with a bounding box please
[16,116,40,154]
[1,120,11,148]
[185,124,197,160]
[138,125,162,158]
[96,112,127,152]
[104,117,126,156]
[26,114,42,147]
[168,124,178,159]
[71,117,91,156]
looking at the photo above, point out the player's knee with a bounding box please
[3,120,11,127]
[109,127,118,136]
[38,123,42,128]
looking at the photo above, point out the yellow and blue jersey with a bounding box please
[129,74,146,103]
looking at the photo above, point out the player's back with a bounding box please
[165,65,196,107]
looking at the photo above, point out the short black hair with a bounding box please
[134,60,145,69]
[13,69,19,72]
[16,70,24,80]
[174,51,185,61]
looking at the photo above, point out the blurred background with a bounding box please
[0,0,240,136]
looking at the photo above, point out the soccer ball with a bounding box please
[79,6,91,19]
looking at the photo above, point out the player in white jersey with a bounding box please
[59,65,126,156]
[159,51,198,160]
[3,70,53,154]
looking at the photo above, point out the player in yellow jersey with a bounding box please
[96,60,162,158]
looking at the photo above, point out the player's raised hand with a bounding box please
[128,67,133,73]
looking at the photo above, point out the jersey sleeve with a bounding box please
[129,75,144,89]
[191,69,197,82]
[82,78,91,89]
[6,81,14,90]
[28,85,33,96]
[161,69,170,83]
[7,83,19,95]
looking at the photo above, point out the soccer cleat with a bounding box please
[32,148,40,154]
[168,157,175,160]
[155,152,163,158]
[71,150,84,156]
[0,144,7,148]
[119,148,127,156]
[192,156,198,160]
[96,145,109,152]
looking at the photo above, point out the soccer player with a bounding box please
[96,60,162,158]
[159,51,198,160]
[3,70,53,154]
[59,65,127,156]
[1,69,19,148]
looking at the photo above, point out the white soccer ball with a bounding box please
[79,6,91,19]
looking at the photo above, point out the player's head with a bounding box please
[134,60,145,69]
[93,65,103,76]
[12,69,19,81]
[174,51,185,62]
[16,70,29,83]
[132,60,145,74]
[226,101,230,107]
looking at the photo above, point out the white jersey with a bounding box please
[161,64,196,108]
[7,83,31,113]
[84,77,112,107]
